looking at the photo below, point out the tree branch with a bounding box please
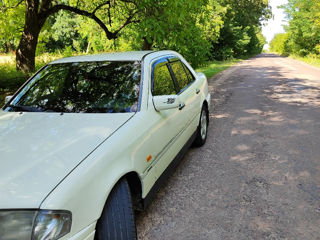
[40,3,139,40]
[92,1,110,15]
[40,0,52,13]
[113,11,139,36]
[39,4,136,40]
[0,0,24,12]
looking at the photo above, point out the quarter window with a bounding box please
[182,63,195,82]
[169,60,193,92]
[153,62,176,96]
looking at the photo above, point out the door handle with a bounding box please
[196,88,200,94]
[179,102,185,110]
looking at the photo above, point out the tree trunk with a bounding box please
[4,42,9,53]
[142,37,153,50]
[16,1,42,73]
[15,0,131,73]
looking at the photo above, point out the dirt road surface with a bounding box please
[136,54,320,240]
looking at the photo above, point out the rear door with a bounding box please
[168,58,201,131]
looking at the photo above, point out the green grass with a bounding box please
[269,51,320,68]
[0,53,61,104]
[196,59,241,79]
[0,60,27,105]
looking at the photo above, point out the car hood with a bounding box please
[0,111,134,209]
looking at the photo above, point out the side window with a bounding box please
[153,62,176,96]
[182,63,195,82]
[169,60,192,92]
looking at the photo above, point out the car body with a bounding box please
[0,50,210,239]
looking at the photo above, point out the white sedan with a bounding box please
[0,50,210,240]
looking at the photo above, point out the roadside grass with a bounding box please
[269,51,320,68]
[0,58,27,106]
[197,58,241,79]
[0,54,242,105]
[0,53,61,105]
[289,54,320,68]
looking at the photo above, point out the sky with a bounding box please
[262,0,288,49]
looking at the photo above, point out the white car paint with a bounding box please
[0,50,210,239]
[0,111,134,209]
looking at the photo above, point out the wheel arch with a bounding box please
[100,171,143,213]
[124,171,143,210]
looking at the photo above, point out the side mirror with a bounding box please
[5,95,13,104]
[153,95,180,111]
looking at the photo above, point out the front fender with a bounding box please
[39,115,151,239]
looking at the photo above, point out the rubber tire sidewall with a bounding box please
[95,178,137,240]
[193,104,208,147]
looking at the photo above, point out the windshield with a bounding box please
[5,61,141,113]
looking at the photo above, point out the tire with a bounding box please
[193,105,208,147]
[95,178,137,240]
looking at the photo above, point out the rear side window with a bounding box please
[182,63,195,82]
[169,60,194,92]
[153,62,176,96]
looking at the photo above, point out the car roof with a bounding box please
[50,51,154,64]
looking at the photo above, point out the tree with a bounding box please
[211,0,271,60]
[128,0,224,67]
[3,0,218,72]
[4,0,139,72]
[269,33,289,55]
[281,0,320,56]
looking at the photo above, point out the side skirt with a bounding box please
[142,129,197,209]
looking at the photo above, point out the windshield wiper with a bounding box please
[7,104,43,112]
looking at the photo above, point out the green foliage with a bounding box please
[0,0,270,69]
[289,54,320,68]
[197,59,242,78]
[269,33,289,55]
[0,0,25,52]
[42,11,87,54]
[0,53,62,104]
[211,0,270,60]
[278,0,320,57]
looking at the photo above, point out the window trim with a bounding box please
[151,58,178,95]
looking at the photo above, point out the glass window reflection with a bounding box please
[169,61,190,91]
[8,61,141,113]
[153,62,176,96]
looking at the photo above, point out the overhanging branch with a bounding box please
[40,4,116,39]
[0,0,24,12]
[40,3,139,40]
[92,1,110,15]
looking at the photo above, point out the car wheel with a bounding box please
[193,105,208,147]
[95,178,137,240]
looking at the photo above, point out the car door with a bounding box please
[146,57,190,179]
[167,58,201,134]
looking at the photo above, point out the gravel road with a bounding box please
[136,54,320,240]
